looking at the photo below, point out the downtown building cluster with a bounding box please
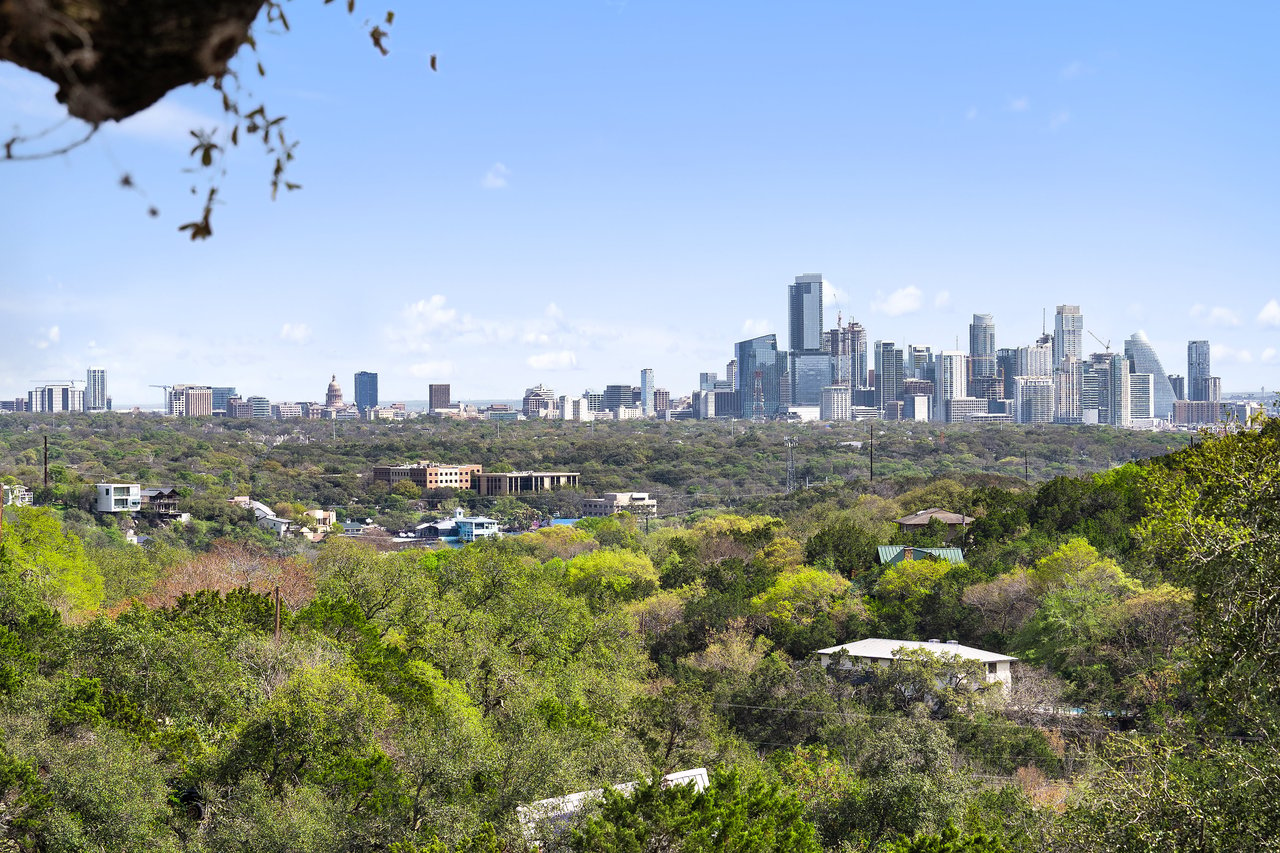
[685,275,1238,429]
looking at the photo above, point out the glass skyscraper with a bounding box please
[735,334,788,419]
[354,371,378,412]
[1123,332,1176,421]
[1187,340,1212,401]
[85,367,108,411]
[789,274,825,353]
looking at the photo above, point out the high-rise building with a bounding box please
[735,334,788,419]
[1188,340,1212,401]
[1168,374,1186,400]
[28,384,83,413]
[523,384,557,417]
[248,396,271,419]
[1053,358,1083,423]
[997,348,1018,399]
[826,318,868,388]
[1123,332,1175,420]
[428,384,451,411]
[699,372,718,392]
[1014,376,1054,424]
[212,386,237,415]
[1109,355,1132,428]
[1015,342,1053,380]
[934,351,967,422]
[1130,373,1154,422]
[653,388,670,413]
[906,345,934,381]
[603,384,632,413]
[789,274,825,353]
[1053,305,1084,369]
[354,371,378,412]
[791,352,832,406]
[85,368,108,412]
[725,359,737,388]
[820,385,851,421]
[639,368,655,416]
[968,314,997,385]
[873,341,905,414]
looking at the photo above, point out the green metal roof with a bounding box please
[877,545,966,565]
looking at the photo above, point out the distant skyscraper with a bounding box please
[826,318,868,388]
[735,334,788,419]
[1168,374,1186,400]
[212,386,237,415]
[699,372,718,392]
[1054,358,1084,424]
[820,385,851,421]
[873,341,905,413]
[791,352,832,406]
[1130,373,1154,421]
[1014,376,1054,424]
[428,384,451,411]
[85,367,108,412]
[968,314,997,382]
[935,351,967,422]
[1123,332,1175,421]
[354,371,378,412]
[1188,340,1212,401]
[1054,305,1084,368]
[789,274,825,353]
[725,359,738,388]
[640,368,655,416]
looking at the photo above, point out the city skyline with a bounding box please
[3,3,1277,402]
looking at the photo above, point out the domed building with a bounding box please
[325,374,343,407]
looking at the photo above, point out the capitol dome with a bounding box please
[326,374,343,407]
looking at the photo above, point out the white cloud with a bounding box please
[1212,343,1253,364]
[481,162,510,189]
[526,350,577,370]
[1262,347,1278,364]
[409,360,454,378]
[34,325,60,350]
[1060,60,1088,80]
[933,290,952,310]
[824,281,850,308]
[279,323,311,344]
[1189,304,1241,326]
[103,97,222,144]
[1049,110,1071,131]
[545,302,565,320]
[1008,96,1031,112]
[872,286,923,317]
[1257,298,1280,327]
[48,325,60,344]
[741,318,771,337]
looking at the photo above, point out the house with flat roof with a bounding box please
[815,637,1016,692]
[582,492,658,518]
[95,483,141,513]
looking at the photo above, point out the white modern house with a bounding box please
[95,483,141,513]
[517,768,709,845]
[815,637,1016,693]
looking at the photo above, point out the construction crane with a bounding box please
[1088,331,1112,353]
[150,384,173,412]
[30,379,81,386]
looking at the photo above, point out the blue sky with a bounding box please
[2,1,1277,406]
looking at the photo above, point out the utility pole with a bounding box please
[1025,452,1029,484]
[43,436,49,489]
[273,586,282,644]
[869,427,874,483]
[785,437,797,493]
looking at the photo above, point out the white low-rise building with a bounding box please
[815,637,1016,693]
[95,483,141,513]
[582,492,658,518]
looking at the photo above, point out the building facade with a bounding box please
[1053,305,1084,368]
[85,367,108,411]
[354,371,378,412]
[789,274,825,353]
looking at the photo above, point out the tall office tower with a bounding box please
[968,314,997,383]
[639,368,655,416]
[1053,305,1084,369]
[211,387,237,415]
[934,351,967,422]
[699,372,718,392]
[1015,342,1054,380]
[428,384,451,411]
[653,388,670,412]
[1014,376,1054,424]
[1109,355,1132,427]
[825,319,868,388]
[820,385,852,421]
[602,384,632,413]
[873,341,905,414]
[1203,376,1222,404]
[1123,332,1175,421]
[1168,374,1186,400]
[1082,355,1111,424]
[997,348,1018,399]
[791,353,832,406]
[1054,357,1084,423]
[735,334,788,419]
[789,274,825,353]
[725,359,738,388]
[523,385,558,417]
[354,371,378,412]
[1130,373,1154,421]
[906,345,933,380]
[30,384,83,413]
[1187,340,1212,401]
[85,368,108,412]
